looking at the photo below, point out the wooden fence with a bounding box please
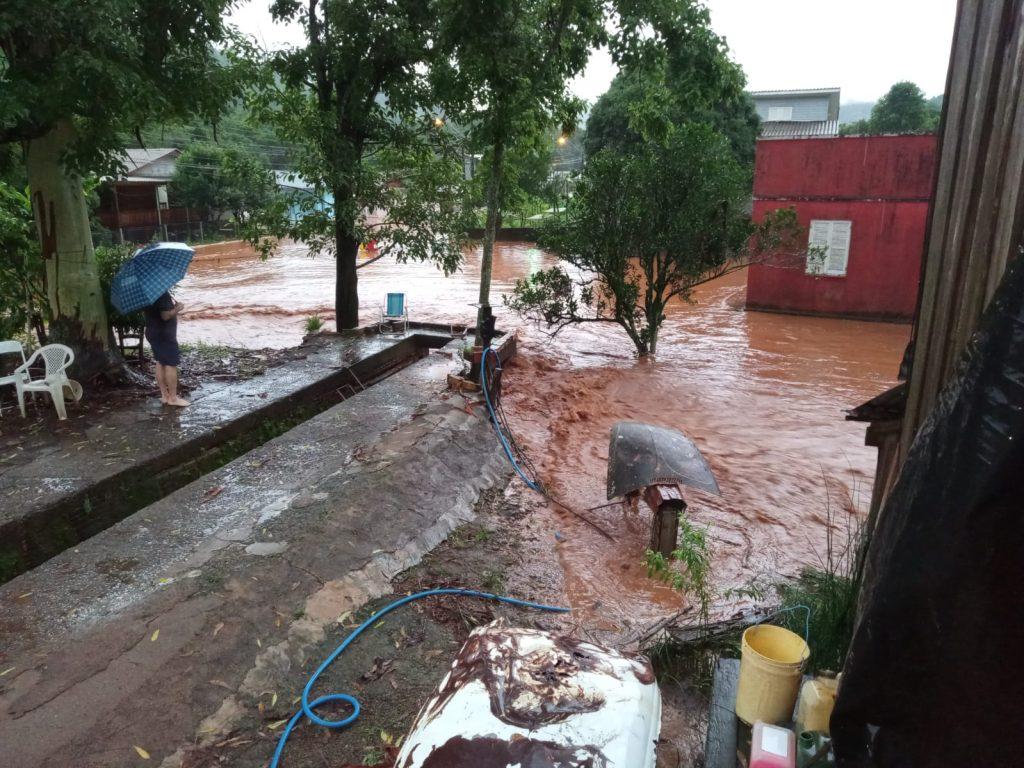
[898,0,1024,464]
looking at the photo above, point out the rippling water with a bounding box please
[177,241,909,628]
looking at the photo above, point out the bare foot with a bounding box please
[167,397,190,407]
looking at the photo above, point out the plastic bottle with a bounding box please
[794,677,838,734]
[797,731,834,767]
[751,721,796,768]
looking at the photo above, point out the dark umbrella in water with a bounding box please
[110,242,194,314]
[606,421,721,500]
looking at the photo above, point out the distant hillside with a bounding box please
[839,101,875,124]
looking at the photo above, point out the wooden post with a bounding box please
[112,184,124,244]
[643,483,686,557]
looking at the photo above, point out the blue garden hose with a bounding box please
[270,588,568,767]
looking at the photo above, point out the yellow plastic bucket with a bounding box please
[735,623,809,725]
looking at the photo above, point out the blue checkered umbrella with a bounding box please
[110,242,194,314]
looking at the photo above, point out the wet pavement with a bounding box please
[0,343,509,767]
[0,330,450,581]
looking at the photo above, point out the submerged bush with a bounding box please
[645,515,714,623]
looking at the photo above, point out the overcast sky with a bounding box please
[229,0,958,106]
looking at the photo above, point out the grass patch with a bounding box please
[775,496,865,674]
[305,315,324,333]
[179,341,234,360]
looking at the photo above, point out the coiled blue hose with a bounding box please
[270,588,569,767]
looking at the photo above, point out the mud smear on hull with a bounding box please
[416,735,607,768]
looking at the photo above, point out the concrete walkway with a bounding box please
[0,328,451,581]
[0,344,508,767]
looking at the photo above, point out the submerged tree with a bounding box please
[0,1,240,376]
[508,124,803,357]
[247,1,473,331]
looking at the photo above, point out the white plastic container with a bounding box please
[751,721,797,768]
[394,621,662,767]
[794,677,839,734]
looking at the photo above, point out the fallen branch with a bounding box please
[634,605,780,650]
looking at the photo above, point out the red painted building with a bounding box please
[746,134,937,321]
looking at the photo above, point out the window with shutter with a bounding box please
[767,106,794,121]
[805,220,852,276]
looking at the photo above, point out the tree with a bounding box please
[507,123,803,357]
[584,71,759,166]
[839,82,940,136]
[173,144,278,225]
[0,181,46,342]
[137,103,299,172]
[469,129,560,223]
[246,1,472,331]
[0,1,240,376]
[434,0,607,348]
[871,81,931,134]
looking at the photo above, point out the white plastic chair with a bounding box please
[14,344,81,420]
[0,340,28,417]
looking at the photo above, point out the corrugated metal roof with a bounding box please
[120,148,179,174]
[750,87,841,97]
[274,170,315,191]
[759,120,840,139]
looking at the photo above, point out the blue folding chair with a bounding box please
[379,292,409,334]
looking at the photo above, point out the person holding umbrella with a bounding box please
[144,290,188,406]
[110,242,195,407]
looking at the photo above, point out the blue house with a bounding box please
[274,171,334,223]
[750,87,841,138]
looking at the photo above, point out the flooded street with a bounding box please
[178,242,909,630]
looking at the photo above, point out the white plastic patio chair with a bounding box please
[0,340,28,417]
[14,344,81,421]
[379,292,409,334]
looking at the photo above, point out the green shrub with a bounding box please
[0,182,46,341]
[304,314,324,333]
[645,515,714,623]
[95,244,145,339]
[775,505,865,673]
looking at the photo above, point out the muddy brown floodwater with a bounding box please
[177,241,909,631]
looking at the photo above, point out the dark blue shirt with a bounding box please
[144,292,177,339]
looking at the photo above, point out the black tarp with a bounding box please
[606,421,720,500]
[832,251,1024,767]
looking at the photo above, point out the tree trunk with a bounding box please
[620,319,649,358]
[645,299,663,356]
[25,120,116,378]
[334,195,360,330]
[474,137,506,353]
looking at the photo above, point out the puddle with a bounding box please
[2,334,446,584]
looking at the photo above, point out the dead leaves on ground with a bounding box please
[359,656,395,683]
[201,485,224,503]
